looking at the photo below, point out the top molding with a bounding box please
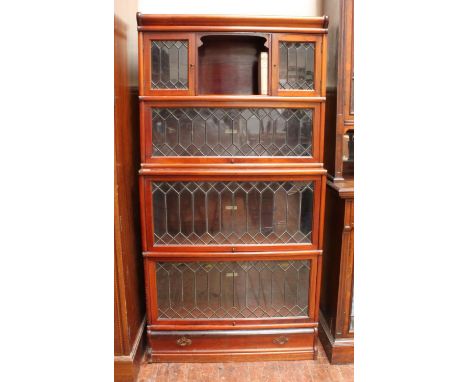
[137,13,329,33]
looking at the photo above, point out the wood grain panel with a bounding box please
[115,12,146,381]
[148,328,317,362]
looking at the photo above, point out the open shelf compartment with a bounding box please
[197,34,270,95]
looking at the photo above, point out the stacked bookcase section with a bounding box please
[137,14,329,362]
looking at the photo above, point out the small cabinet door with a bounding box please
[271,34,323,97]
[142,33,196,96]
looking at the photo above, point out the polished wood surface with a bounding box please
[324,0,354,181]
[319,311,354,364]
[137,14,328,362]
[149,328,317,362]
[115,13,146,381]
[137,13,328,33]
[319,0,354,364]
[138,95,326,102]
[319,180,354,364]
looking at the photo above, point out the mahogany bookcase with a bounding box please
[137,14,329,362]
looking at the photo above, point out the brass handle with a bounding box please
[273,336,289,345]
[176,336,192,347]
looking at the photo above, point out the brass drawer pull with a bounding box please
[273,336,289,345]
[176,336,192,347]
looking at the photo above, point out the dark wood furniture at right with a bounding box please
[320,0,354,364]
[320,179,353,364]
[324,0,353,181]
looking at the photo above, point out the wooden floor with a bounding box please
[136,339,354,381]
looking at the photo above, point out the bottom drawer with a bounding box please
[148,328,317,362]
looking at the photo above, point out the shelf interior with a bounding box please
[197,35,268,95]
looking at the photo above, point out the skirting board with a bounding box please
[115,318,146,382]
[318,312,354,364]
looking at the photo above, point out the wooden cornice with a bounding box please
[137,13,329,33]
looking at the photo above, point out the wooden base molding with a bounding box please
[318,312,353,364]
[149,350,316,363]
[114,318,146,382]
[148,328,317,363]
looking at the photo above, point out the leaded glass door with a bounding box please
[143,255,320,324]
[156,260,312,319]
[142,33,196,95]
[271,34,323,97]
[141,102,322,164]
[142,176,322,251]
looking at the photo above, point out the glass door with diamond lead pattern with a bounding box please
[142,176,322,251]
[141,102,322,163]
[142,33,195,96]
[155,260,313,320]
[272,34,323,97]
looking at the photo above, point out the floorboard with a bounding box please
[136,338,354,381]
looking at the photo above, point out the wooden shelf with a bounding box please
[198,34,268,95]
